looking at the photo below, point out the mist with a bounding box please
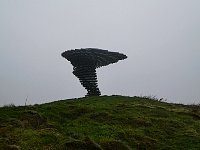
[0,0,200,106]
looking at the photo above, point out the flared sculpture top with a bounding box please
[61,48,127,68]
[62,48,127,96]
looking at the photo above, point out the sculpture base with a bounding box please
[73,66,101,96]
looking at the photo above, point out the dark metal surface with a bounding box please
[62,48,127,96]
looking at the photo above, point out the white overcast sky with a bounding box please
[0,0,200,106]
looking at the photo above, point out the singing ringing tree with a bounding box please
[61,48,127,96]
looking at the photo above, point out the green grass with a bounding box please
[0,95,200,150]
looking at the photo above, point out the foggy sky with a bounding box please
[0,0,200,106]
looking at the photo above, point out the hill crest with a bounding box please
[0,96,200,149]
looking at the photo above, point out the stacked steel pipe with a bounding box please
[61,48,127,96]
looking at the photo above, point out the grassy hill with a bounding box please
[0,96,200,150]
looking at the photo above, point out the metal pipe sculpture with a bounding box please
[61,48,127,96]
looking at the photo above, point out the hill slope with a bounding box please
[0,96,200,150]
